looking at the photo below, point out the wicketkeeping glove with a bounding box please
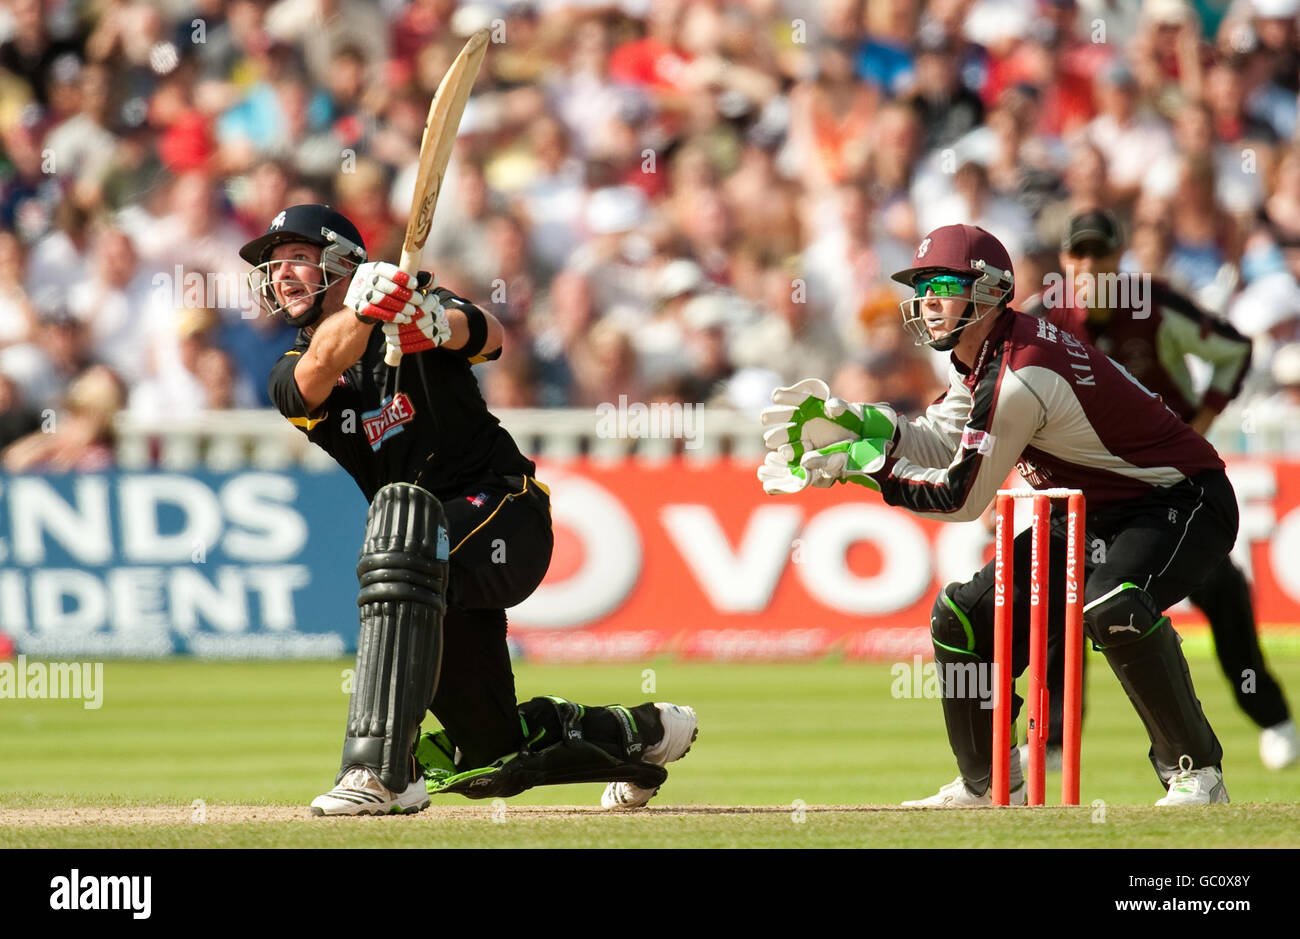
[798,437,892,491]
[760,378,898,463]
[757,448,836,495]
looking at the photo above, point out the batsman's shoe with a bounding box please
[1259,719,1299,771]
[902,747,1026,808]
[601,703,697,809]
[310,765,430,816]
[1155,757,1229,806]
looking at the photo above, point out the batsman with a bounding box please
[761,224,1235,806]
[241,204,697,815]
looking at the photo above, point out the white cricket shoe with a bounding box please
[1259,719,1299,770]
[902,748,1026,808]
[310,765,431,816]
[601,703,697,809]
[1018,743,1063,776]
[1155,757,1229,806]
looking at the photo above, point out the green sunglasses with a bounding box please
[914,274,974,298]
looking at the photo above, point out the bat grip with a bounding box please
[384,247,425,367]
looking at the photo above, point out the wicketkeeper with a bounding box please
[241,204,696,815]
[761,224,1234,806]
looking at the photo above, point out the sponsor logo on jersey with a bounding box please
[1015,458,1051,487]
[466,492,488,507]
[960,427,995,455]
[361,392,415,450]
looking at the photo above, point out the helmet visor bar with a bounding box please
[246,259,335,322]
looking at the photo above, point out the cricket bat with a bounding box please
[386,27,490,367]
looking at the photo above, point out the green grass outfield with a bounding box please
[2,640,1298,848]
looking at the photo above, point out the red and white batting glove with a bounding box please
[345,261,428,323]
[381,288,451,356]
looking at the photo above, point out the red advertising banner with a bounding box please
[509,459,1300,661]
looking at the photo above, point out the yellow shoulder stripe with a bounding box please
[468,354,489,364]
[288,413,326,431]
[284,350,302,357]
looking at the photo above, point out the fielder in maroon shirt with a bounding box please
[761,223,1234,805]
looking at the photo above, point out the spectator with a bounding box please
[42,61,118,199]
[1144,99,1265,216]
[1264,145,1300,243]
[787,39,878,190]
[0,370,41,450]
[0,231,37,351]
[129,307,255,419]
[1082,59,1176,207]
[532,269,596,408]
[803,180,912,333]
[0,0,84,108]
[731,262,844,384]
[1165,152,1242,302]
[515,116,585,275]
[907,27,985,153]
[2,365,123,472]
[263,0,389,91]
[0,123,64,244]
[67,225,153,384]
[0,305,96,411]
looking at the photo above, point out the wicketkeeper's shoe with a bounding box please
[902,746,1026,808]
[310,765,431,816]
[1155,757,1229,806]
[1260,719,1299,770]
[601,703,697,809]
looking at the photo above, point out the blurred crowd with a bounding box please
[1,0,1300,469]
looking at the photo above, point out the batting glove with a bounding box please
[757,448,836,495]
[760,378,897,463]
[798,437,892,491]
[381,291,452,357]
[346,261,435,324]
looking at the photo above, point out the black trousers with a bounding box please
[939,470,1235,790]
[424,475,659,770]
[1046,554,1292,742]
[428,475,553,768]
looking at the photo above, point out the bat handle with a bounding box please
[384,247,425,367]
[384,340,403,367]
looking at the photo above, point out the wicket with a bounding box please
[991,488,1086,806]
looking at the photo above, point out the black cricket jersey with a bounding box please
[268,317,535,503]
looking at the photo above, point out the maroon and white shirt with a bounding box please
[871,308,1225,521]
[1035,276,1253,420]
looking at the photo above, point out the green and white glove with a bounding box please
[798,437,892,491]
[760,378,898,463]
[757,448,836,494]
